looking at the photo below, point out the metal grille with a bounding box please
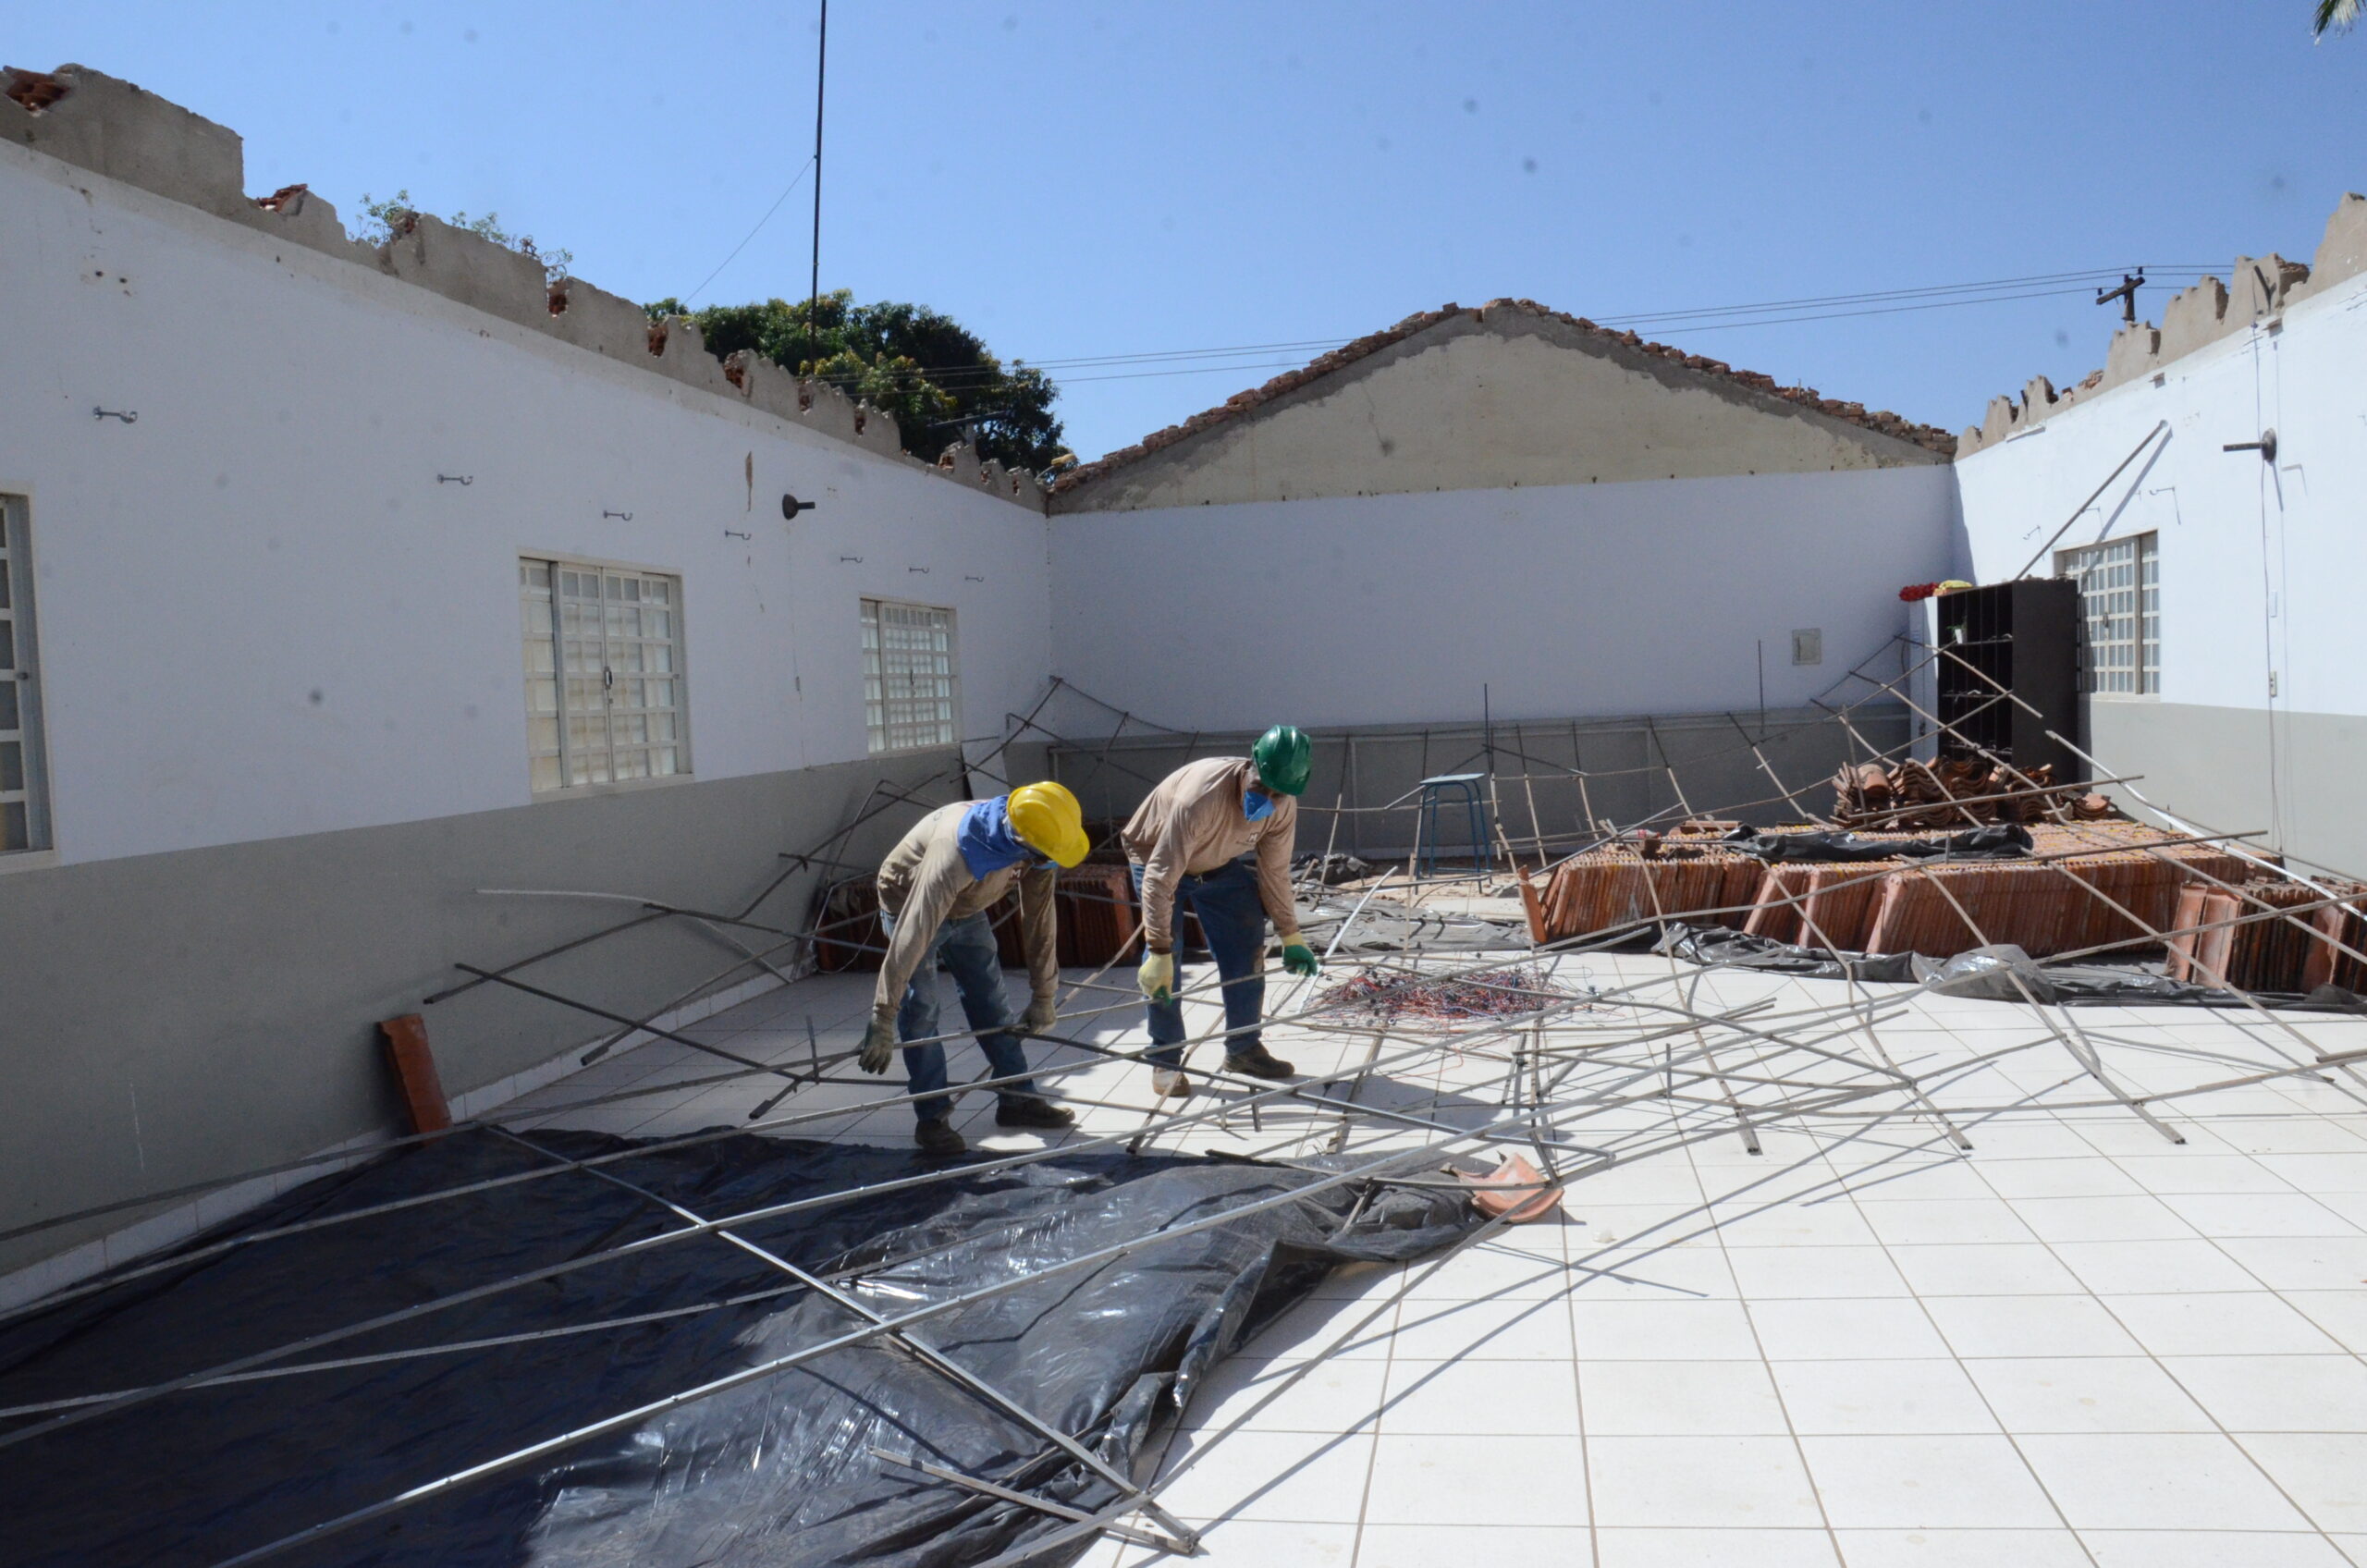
[861,599,958,753]
[0,497,47,852]
[2058,533,2158,695]
[520,559,687,790]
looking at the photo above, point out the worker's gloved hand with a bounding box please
[1138,949,1174,1003]
[1023,995,1058,1034]
[1282,940,1322,978]
[859,1015,900,1075]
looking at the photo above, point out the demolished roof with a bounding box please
[1054,297,1956,495]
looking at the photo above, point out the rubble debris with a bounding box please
[1314,965,1569,1026]
[1829,758,2104,828]
[1295,851,1377,888]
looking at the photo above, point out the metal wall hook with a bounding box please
[838,555,864,564]
[723,529,752,541]
[92,406,138,423]
[907,566,929,574]
[963,574,986,582]
[436,473,473,485]
[603,509,633,521]
[2222,429,2277,463]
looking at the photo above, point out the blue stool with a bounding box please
[1414,773,1491,878]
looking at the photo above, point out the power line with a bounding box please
[680,158,816,307]
[765,263,2226,398]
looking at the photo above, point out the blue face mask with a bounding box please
[1244,788,1276,824]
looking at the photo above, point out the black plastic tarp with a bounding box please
[1721,824,2035,863]
[0,1129,1481,1568]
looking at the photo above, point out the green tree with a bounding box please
[642,290,1068,472]
[2318,0,2360,35]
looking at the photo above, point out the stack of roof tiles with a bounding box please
[2168,879,2367,993]
[1830,759,2107,829]
[1539,823,2256,961]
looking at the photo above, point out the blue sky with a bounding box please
[10,2,2361,459]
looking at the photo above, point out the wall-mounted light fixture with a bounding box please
[2222,429,2278,463]
[782,493,816,519]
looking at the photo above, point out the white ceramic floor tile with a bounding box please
[2159,1193,2364,1238]
[2049,1238,2267,1294]
[1383,1295,1576,1362]
[2075,1530,2352,1568]
[1108,1517,1356,1566]
[1362,1433,1590,1526]
[1922,1294,2144,1359]
[1593,1526,1842,1567]
[2238,1433,2367,1533]
[1749,1297,1953,1361]
[1588,1435,1823,1528]
[1858,1199,2042,1247]
[1796,1434,2060,1528]
[1884,1242,2086,1297]
[1964,1355,2214,1434]
[2114,1154,2300,1195]
[2099,1290,2348,1356]
[2011,1195,2200,1244]
[2285,1291,2367,1354]
[1380,1356,1581,1436]
[1569,1299,1764,1360]
[1355,1523,1593,1568]
[2214,1236,2367,1292]
[1772,1358,2000,1436]
[1831,1527,2091,1567]
[1150,1427,1376,1524]
[1725,1245,1912,1299]
[2017,1432,2312,1530]
[1580,1358,1790,1437]
[2163,1356,2367,1433]
[1185,1354,1391,1436]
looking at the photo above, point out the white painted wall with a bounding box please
[1049,466,1956,733]
[0,144,1053,867]
[1954,263,2367,722]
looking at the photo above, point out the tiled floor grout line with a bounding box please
[1821,1109,2106,1566]
[1558,1199,1604,1568]
[1950,1104,2353,1555]
[1676,1088,1853,1566]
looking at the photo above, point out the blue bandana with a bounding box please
[1244,788,1276,824]
[956,798,1037,879]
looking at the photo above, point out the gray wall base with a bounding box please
[0,750,964,1274]
[2088,700,2367,881]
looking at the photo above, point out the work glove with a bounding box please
[1282,940,1321,978]
[1023,995,1058,1034]
[1138,949,1175,1003]
[859,1015,900,1075]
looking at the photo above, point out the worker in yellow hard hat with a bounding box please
[861,781,1092,1157]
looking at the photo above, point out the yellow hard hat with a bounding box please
[1008,780,1089,868]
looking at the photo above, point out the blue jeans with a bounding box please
[878,908,1037,1125]
[1131,857,1269,1068]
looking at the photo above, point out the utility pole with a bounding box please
[806,0,828,372]
[2095,268,2144,324]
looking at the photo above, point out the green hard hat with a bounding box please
[1252,725,1314,797]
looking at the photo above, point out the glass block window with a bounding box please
[0,497,48,852]
[2057,533,2159,695]
[520,559,688,790]
[861,599,959,753]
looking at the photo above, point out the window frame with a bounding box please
[2056,531,2160,698]
[0,495,54,862]
[860,597,963,755]
[519,553,693,795]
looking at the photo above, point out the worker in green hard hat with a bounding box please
[1124,725,1321,1096]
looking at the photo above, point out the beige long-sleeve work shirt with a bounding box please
[1122,756,1302,954]
[871,802,1059,1024]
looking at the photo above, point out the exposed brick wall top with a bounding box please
[1053,297,1956,494]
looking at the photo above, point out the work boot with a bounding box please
[995,1096,1075,1130]
[1150,1068,1192,1098]
[1224,1046,1295,1081]
[914,1119,965,1158]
